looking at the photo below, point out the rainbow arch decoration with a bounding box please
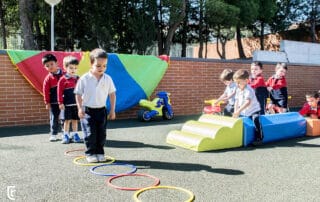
[7,50,169,112]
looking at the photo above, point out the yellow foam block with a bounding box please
[166,115,243,151]
[306,118,320,136]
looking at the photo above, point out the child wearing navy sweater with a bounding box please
[42,53,64,141]
[249,62,268,115]
[57,56,82,144]
[266,63,288,113]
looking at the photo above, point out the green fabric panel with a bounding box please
[117,54,168,96]
[7,50,40,64]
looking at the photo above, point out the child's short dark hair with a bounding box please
[251,61,263,69]
[90,48,108,64]
[42,53,57,64]
[306,91,319,99]
[276,62,287,70]
[233,69,249,80]
[63,56,79,68]
[220,69,234,81]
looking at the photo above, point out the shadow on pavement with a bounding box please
[106,140,175,150]
[107,114,200,129]
[116,160,245,175]
[0,115,201,138]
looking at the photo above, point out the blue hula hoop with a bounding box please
[90,163,137,176]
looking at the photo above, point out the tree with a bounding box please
[206,0,239,59]
[255,0,277,50]
[156,0,186,55]
[19,0,36,50]
[127,0,157,54]
[0,0,6,49]
[227,0,259,58]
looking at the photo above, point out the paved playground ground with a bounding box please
[1,115,320,201]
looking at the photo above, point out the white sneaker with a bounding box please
[49,135,57,142]
[86,155,98,163]
[97,154,106,162]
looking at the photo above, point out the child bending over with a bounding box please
[233,69,263,146]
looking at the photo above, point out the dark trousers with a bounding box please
[256,95,267,115]
[49,104,61,135]
[249,112,263,141]
[223,104,234,117]
[81,107,107,156]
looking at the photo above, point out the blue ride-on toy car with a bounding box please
[137,91,174,121]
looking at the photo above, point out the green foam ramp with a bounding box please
[166,114,243,151]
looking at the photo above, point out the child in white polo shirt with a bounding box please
[74,48,116,163]
[232,69,263,146]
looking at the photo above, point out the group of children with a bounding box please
[42,48,116,163]
[214,62,288,145]
[215,61,320,145]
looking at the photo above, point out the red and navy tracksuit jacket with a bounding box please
[43,69,64,105]
[57,74,79,106]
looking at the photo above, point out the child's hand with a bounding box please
[45,104,50,110]
[59,104,65,110]
[267,87,272,91]
[232,111,240,118]
[108,111,116,120]
[78,108,85,119]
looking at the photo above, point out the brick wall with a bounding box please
[1,52,320,127]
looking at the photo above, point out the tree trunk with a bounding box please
[19,0,36,50]
[181,0,189,57]
[163,0,186,55]
[260,21,265,50]
[156,1,164,55]
[198,0,204,58]
[0,0,7,49]
[236,25,246,58]
[310,0,318,43]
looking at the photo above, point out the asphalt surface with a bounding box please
[1,115,320,202]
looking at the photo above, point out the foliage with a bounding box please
[0,0,318,55]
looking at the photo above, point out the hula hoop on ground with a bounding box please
[90,163,137,177]
[64,148,85,157]
[106,173,160,191]
[133,185,195,202]
[73,155,115,166]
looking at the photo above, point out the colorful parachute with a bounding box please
[7,50,169,112]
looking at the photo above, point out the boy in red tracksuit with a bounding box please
[248,62,268,115]
[57,56,82,144]
[299,92,320,119]
[266,63,288,113]
[42,53,64,141]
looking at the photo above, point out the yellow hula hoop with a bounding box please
[133,185,195,202]
[73,155,115,166]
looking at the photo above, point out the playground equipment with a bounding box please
[137,91,174,121]
[306,118,320,136]
[266,96,292,114]
[202,99,223,115]
[167,112,308,151]
[242,112,306,146]
[166,114,243,151]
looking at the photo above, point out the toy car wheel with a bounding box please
[162,108,174,120]
[137,109,151,122]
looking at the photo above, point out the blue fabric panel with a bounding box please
[106,54,147,113]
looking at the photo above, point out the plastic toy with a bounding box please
[202,99,224,115]
[266,96,291,114]
[137,91,174,121]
